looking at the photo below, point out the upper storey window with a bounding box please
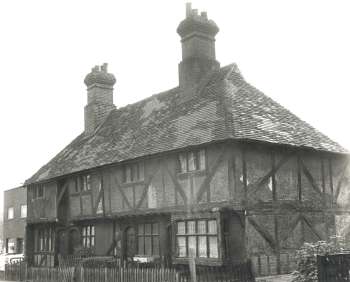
[80,174,91,191]
[179,149,206,173]
[7,207,14,220]
[123,162,144,183]
[33,184,44,199]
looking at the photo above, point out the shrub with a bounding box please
[292,236,346,282]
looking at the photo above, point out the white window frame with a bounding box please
[7,207,14,220]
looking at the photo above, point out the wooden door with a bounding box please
[68,229,81,254]
[125,227,136,259]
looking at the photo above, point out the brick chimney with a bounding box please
[177,3,220,92]
[84,63,116,134]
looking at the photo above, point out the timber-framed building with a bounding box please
[25,4,350,275]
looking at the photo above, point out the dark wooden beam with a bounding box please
[248,217,277,251]
[297,155,302,201]
[56,182,68,207]
[164,164,188,206]
[271,153,277,201]
[329,158,334,206]
[335,160,350,201]
[300,159,323,196]
[113,176,132,210]
[135,164,161,209]
[247,152,295,199]
[242,147,247,203]
[301,214,323,241]
[196,146,227,203]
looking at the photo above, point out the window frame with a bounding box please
[36,227,54,252]
[136,222,160,256]
[122,161,145,184]
[80,174,91,192]
[175,218,219,260]
[178,149,206,174]
[20,204,27,218]
[33,184,44,199]
[7,207,14,220]
[81,225,95,248]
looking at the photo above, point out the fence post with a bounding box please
[189,248,197,282]
[80,266,84,282]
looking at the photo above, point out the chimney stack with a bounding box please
[177,3,220,93]
[84,63,116,134]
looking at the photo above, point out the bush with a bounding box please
[292,236,346,282]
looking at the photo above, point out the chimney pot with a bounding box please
[201,11,207,19]
[186,3,192,17]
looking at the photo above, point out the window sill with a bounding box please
[177,169,207,179]
[173,257,223,266]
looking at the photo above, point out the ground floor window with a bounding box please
[17,238,24,254]
[36,227,54,252]
[176,219,219,258]
[82,225,95,248]
[137,223,160,256]
[6,238,16,253]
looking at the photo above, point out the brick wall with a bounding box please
[3,186,27,253]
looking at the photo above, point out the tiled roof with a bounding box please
[26,64,347,184]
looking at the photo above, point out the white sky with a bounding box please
[0,0,349,196]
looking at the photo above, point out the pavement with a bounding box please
[256,274,294,282]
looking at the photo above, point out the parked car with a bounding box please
[0,253,24,271]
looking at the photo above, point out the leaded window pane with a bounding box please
[188,152,196,171]
[198,220,206,234]
[86,175,91,190]
[132,163,138,181]
[177,222,185,234]
[187,221,195,234]
[125,166,132,182]
[152,223,159,235]
[138,224,144,235]
[198,236,207,258]
[177,237,186,257]
[145,237,152,256]
[138,237,144,255]
[209,236,218,258]
[91,226,95,235]
[199,149,206,170]
[179,153,187,173]
[188,236,197,257]
[145,224,152,235]
[139,162,145,181]
[152,237,159,255]
[208,220,217,234]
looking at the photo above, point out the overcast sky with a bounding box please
[0,0,349,197]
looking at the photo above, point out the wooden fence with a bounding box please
[317,253,350,282]
[250,252,296,276]
[5,260,255,282]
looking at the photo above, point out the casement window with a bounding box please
[36,227,54,252]
[178,149,206,173]
[6,238,16,253]
[176,219,218,259]
[123,162,144,183]
[17,238,24,254]
[20,205,27,218]
[33,184,44,199]
[137,223,160,256]
[80,174,91,191]
[82,225,95,248]
[7,207,14,220]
